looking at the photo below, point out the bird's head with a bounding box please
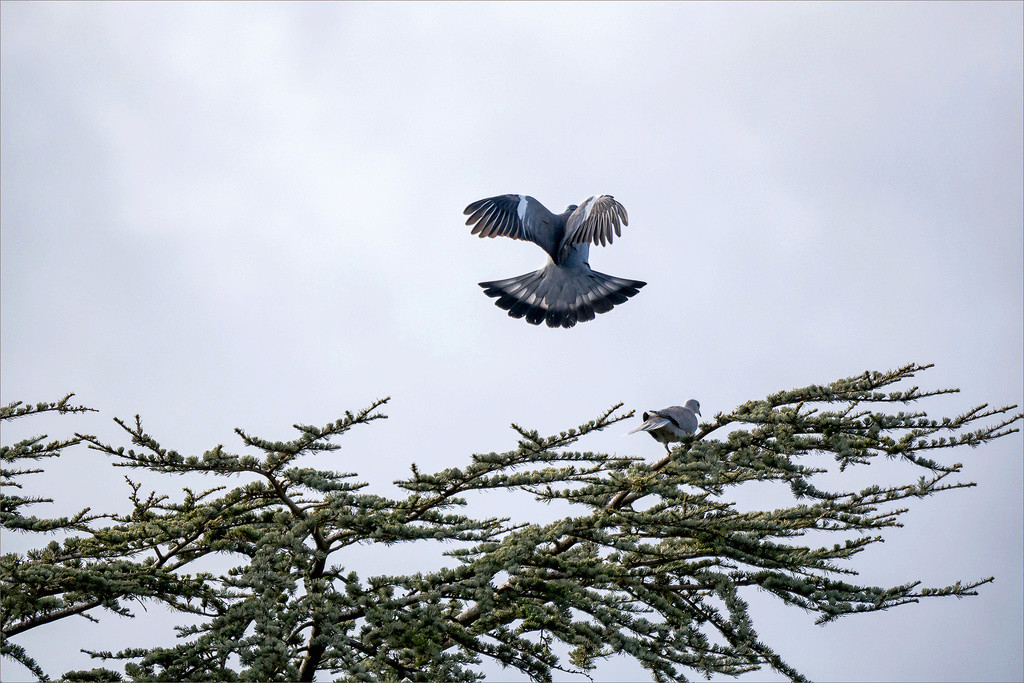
[565,204,579,213]
[686,399,701,417]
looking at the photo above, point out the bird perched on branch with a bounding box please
[465,194,646,328]
[629,400,701,452]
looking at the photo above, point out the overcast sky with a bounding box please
[2,2,1022,681]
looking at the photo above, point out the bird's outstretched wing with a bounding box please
[564,195,628,247]
[464,195,560,257]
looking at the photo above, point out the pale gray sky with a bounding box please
[2,2,1022,681]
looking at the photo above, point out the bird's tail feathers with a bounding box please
[480,267,645,329]
[627,416,671,434]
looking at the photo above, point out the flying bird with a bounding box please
[629,400,701,452]
[465,194,646,328]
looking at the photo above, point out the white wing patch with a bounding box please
[581,196,596,221]
[516,194,528,222]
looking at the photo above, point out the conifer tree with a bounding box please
[2,364,1020,681]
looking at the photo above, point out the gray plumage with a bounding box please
[629,400,701,451]
[465,194,646,328]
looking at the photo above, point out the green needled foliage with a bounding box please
[2,364,1021,682]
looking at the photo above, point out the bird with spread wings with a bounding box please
[465,194,646,328]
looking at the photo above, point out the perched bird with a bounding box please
[629,400,701,452]
[465,194,646,328]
